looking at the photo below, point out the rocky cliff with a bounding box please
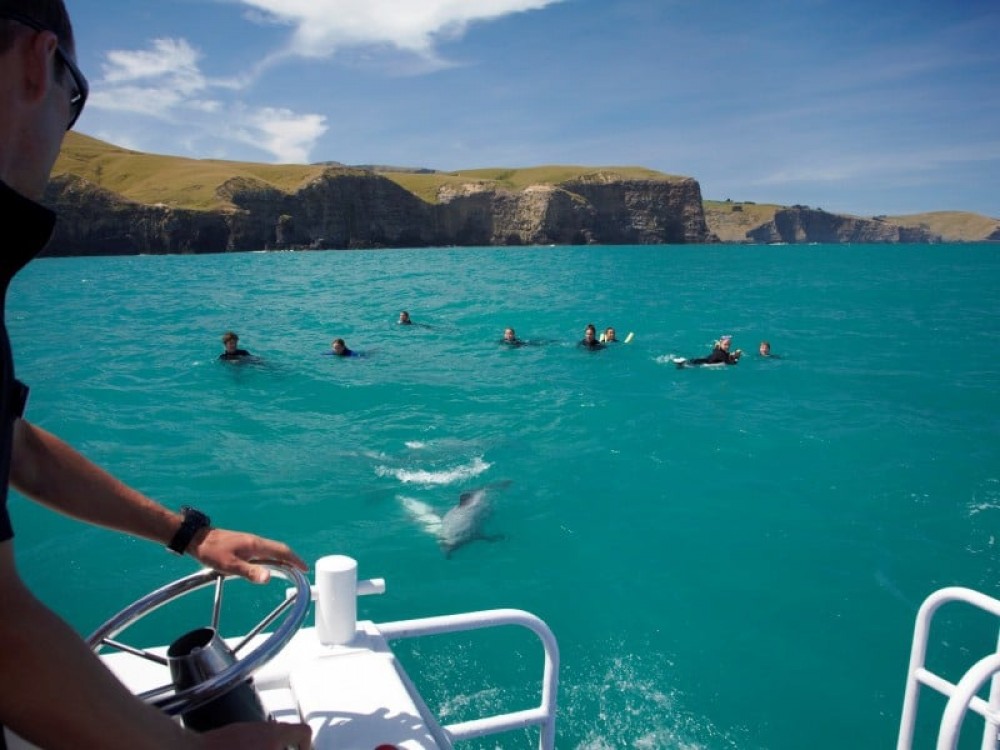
[40,168,713,256]
[43,175,230,255]
[746,207,942,244]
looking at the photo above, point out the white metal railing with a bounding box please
[897,587,1000,750]
[305,556,559,749]
[377,609,560,750]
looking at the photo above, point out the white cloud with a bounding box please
[102,38,207,95]
[232,108,329,163]
[90,38,327,162]
[86,2,562,162]
[239,0,563,59]
[92,38,212,119]
[88,85,187,117]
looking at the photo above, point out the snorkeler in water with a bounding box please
[324,338,362,357]
[686,335,741,365]
[758,340,781,358]
[501,327,525,347]
[579,324,606,351]
[398,310,432,329]
[219,331,253,361]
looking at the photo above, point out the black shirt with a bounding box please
[219,349,251,360]
[0,182,56,543]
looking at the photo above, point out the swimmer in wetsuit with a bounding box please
[501,327,525,347]
[579,324,605,351]
[758,340,781,358]
[688,334,741,365]
[398,310,431,328]
[219,331,252,360]
[325,338,360,357]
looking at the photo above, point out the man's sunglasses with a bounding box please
[1,11,88,130]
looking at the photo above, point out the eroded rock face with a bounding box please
[746,208,941,244]
[559,175,711,245]
[434,183,597,246]
[41,169,714,255]
[42,175,229,255]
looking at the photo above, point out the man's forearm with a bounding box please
[9,419,180,544]
[0,548,194,750]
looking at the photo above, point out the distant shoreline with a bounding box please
[44,132,999,255]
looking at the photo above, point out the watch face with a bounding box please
[183,507,210,525]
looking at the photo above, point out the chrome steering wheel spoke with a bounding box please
[87,565,311,717]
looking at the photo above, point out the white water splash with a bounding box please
[377,456,491,486]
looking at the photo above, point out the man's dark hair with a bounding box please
[0,0,74,54]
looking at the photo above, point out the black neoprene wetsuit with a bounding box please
[219,349,251,360]
[689,346,739,365]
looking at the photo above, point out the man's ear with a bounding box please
[20,27,59,105]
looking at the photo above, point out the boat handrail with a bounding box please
[897,586,1000,750]
[376,608,559,750]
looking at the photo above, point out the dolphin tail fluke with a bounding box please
[399,496,443,536]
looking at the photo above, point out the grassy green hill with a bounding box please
[886,212,999,242]
[53,133,329,211]
[53,133,999,241]
[53,133,685,210]
[704,200,999,243]
[702,200,783,242]
[384,165,685,203]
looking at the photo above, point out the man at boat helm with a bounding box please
[0,2,312,748]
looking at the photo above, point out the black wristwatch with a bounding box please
[167,506,211,555]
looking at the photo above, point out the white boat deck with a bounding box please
[100,622,449,750]
[5,555,998,749]
[7,556,559,750]
[85,555,559,750]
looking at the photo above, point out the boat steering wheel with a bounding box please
[86,564,311,717]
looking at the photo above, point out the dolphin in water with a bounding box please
[400,480,511,556]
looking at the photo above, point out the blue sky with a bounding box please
[69,0,999,217]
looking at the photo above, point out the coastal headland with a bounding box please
[43,133,999,256]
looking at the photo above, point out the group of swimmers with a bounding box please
[575,323,633,350]
[218,311,420,361]
[219,312,778,364]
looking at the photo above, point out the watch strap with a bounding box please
[167,506,211,555]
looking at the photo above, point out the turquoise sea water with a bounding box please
[7,244,1000,749]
